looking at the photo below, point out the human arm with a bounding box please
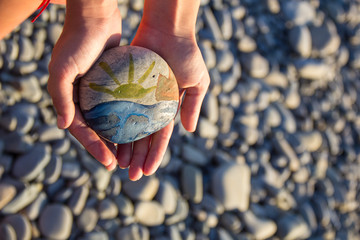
[118,0,210,180]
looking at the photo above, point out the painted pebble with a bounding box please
[79,46,179,144]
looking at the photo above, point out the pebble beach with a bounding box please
[0,0,359,239]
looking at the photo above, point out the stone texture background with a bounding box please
[0,0,359,239]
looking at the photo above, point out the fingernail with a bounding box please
[57,116,66,129]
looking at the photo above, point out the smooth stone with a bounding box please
[0,183,16,210]
[237,35,257,53]
[115,224,149,240]
[61,161,81,179]
[47,23,63,45]
[199,41,216,69]
[98,199,119,219]
[38,125,66,142]
[135,201,165,226]
[165,198,189,225]
[273,132,300,171]
[219,106,234,134]
[241,211,277,239]
[212,163,251,211]
[203,6,223,40]
[216,49,234,72]
[80,154,111,191]
[289,25,312,58]
[295,131,323,152]
[197,117,219,139]
[155,181,178,215]
[181,164,203,203]
[79,232,109,240]
[267,0,280,14]
[44,155,62,185]
[12,61,37,75]
[39,204,73,240]
[0,223,17,240]
[264,106,282,128]
[296,59,332,81]
[264,71,288,88]
[310,20,340,56]
[4,132,33,154]
[284,85,301,109]
[18,36,34,62]
[277,214,311,240]
[241,52,269,78]
[12,143,51,181]
[24,192,47,220]
[2,214,31,240]
[1,183,42,214]
[182,144,208,166]
[51,138,71,155]
[79,46,179,144]
[201,92,219,124]
[275,102,297,133]
[123,175,159,201]
[113,194,134,217]
[68,185,89,216]
[77,208,99,232]
[283,0,316,25]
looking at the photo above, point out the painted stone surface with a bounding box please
[79,46,179,144]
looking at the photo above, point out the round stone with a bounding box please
[79,46,179,144]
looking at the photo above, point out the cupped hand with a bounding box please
[116,22,210,180]
[47,1,122,171]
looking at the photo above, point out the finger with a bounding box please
[68,105,117,171]
[180,75,210,132]
[47,54,78,129]
[128,136,151,181]
[143,121,174,176]
[116,143,132,169]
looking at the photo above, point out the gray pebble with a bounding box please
[277,214,311,240]
[38,125,66,142]
[12,143,51,181]
[267,0,280,14]
[47,23,63,45]
[39,204,73,239]
[165,198,189,225]
[80,155,111,191]
[2,214,31,240]
[1,183,42,214]
[19,20,33,37]
[113,194,134,217]
[0,223,17,240]
[12,61,37,75]
[216,49,234,72]
[203,7,223,40]
[115,224,149,240]
[76,208,98,232]
[241,210,277,239]
[61,161,81,179]
[283,0,316,25]
[0,183,16,210]
[79,231,109,240]
[241,52,269,78]
[296,59,332,81]
[51,138,71,155]
[237,35,257,52]
[295,131,323,152]
[123,176,159,201]
[44,155,62,185]
[68,185,89,216]
[18,36,34,62]
[181,164,203,203]
[310,20,340,56]
[199,41,216,69]
[219,106,234,134]
[155,181,178,215]
[182,144,208,166]
[197,117,219,139]
[135,201,165,226]
[219,212,242,233]
[98,199,119,219]
[289,25,312,58]
[212,163,251,211]
[201,92,219,124]
[23,191,47,220]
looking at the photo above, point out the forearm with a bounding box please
[141,0,200,39]
[0,0,42,39]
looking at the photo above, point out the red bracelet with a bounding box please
[31,0,51,22]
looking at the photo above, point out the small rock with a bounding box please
[181,164,203,203]
[123,175,159,201]
[221,73,238,93]
[165,198,189,225]
[241,211,277,239]
[12,61,37,75]
[264,106,282,128]
[219,106,234,134]
[0,223,17,240]
[47,23,63,45]
[68,185,89,216]
[219,212,242,233]
[39,204,73,240]
[3,214,31,240]
[267,0,280,14]
[98,199,119,219]
[212,163,251,211]
[77,208,98,232]
[135,201,165,226]
[296,59,332,81]
[38,125,66,142]
[61,161,81,179]
[1,183,42,214]
[0,183,16,210]
[310,20,341,56]
[273,132,300,171]
[283,0,316,25]
[289,25,312,58]
[203,7,223,40]
[44,155,62,185]
[295,131,323,152]
[199,41,216,69]
[79,231,109,240]
[113,194,134,217]
[277,214,311,240]
[155,181,178,215]
[237,35,257,52]
[24,192,47,220]
[284,84,301,109]
[12,143,51,181]
[115,224,149,240]
[197,117,219,139]
[4,132,33,154]
[264,71,288,88]
[241,52,269,78]
[216,49,234,72]
[18,36,34,62]
[201,92,219,124]
[182,144,208,166]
